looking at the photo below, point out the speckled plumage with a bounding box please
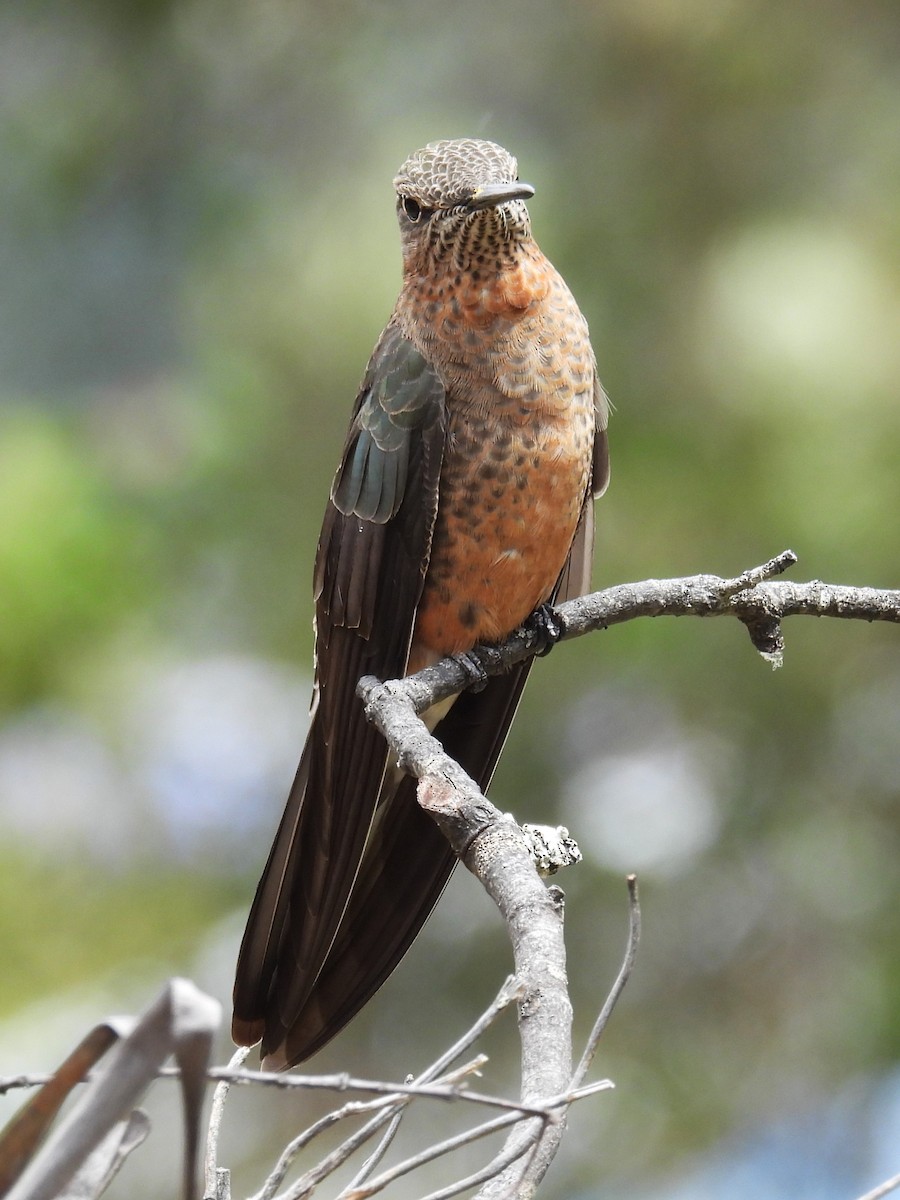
[233,139,610,1069]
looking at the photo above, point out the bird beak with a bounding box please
[467,181,535,210]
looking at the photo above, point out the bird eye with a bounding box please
[402,196,425,222]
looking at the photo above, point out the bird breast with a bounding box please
[403,254,596,664]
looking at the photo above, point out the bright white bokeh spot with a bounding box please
[565,744,722,877]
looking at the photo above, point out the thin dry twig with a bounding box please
[414,1124,541,1200]
[331,979,521,1199]
[250,1097,394,1200]
[341,1108,539,1200]
[254,979,523,1199]
[416,976,524,1085]
[571,875,642,1089]
[266,1060,488,1200]
[0,1076,60,1094]
[191,1068,557,1118]
[856,1172,900,1200]
[340,1080,612,1200]
[340,1080,610,1200]
[204,1046,249,1200]
[336,1094,408,1199]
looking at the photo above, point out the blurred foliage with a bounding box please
[1,0,899,1196]
[0,851,237,1019]
[0,409,148,707]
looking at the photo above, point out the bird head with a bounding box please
[393,138,535,275]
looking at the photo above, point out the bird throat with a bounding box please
[456,254,551,324]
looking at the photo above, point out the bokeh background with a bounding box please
[1,1,899,1196]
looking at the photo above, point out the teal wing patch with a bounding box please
[332,326,444,524]
[314,321,447,636]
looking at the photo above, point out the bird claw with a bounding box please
[451,650,489,692]
[525,603,567,657]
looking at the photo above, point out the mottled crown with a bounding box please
[394,139,519,210]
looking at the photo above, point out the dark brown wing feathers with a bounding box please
[233,326,447,1059]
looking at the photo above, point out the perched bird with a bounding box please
[232,138,610,1069]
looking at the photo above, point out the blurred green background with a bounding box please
[1,1,899,1196]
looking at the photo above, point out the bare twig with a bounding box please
[342,1108,541,1200]
[190,1068,558,1117]
[571,874,641,1089]
[416,1127,540,1200]
[265,1060,487,1200]
[341,693,574,1198]
[329,979,521,1198]
[248,980,521,1199]
[856,1172,900,1200]
[720,549,798,590]
[337,1093,408,1199]
[0,1076,60,1094]
[204,1046,249,1199]
[418,976,524,1084]
[332,982,521,1198]
[341,1082,611,1200]
[251,1094,397,1200]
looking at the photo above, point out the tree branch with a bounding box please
[357,551,900,1196]
[366,553,900,726]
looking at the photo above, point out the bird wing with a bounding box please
[232,322,447,1053]
[268,387,607,1066]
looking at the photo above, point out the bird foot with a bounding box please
[451,650,489,692]
[525,603,567,657]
